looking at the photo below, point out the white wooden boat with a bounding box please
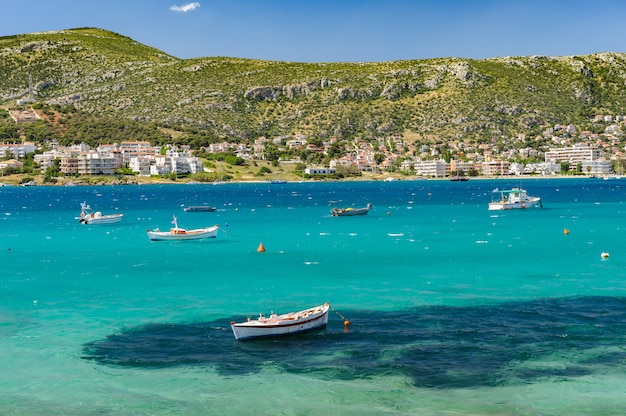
[146,215,219,241]
[230,303,330,341]
[79,202,124,224]
[331,203,373,217]
[488,188,542,211]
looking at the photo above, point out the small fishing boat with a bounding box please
[331,203,373,217]
[183,205,216,212]
[230,303,330,341]
[146,215,219,241]
[79,202,124,224]
[488,188,542,210]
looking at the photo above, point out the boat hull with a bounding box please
[147,225,219,241]
[230,303,330,341]
[80,214,124,224]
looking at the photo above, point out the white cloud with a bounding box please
[170,2,201,13]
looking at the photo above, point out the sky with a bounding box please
[1,0,625,63]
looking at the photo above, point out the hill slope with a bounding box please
[1,27,626,144]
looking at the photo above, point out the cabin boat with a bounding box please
[488,188,542,211]
[146,216,219,241]
[79,202,124,225]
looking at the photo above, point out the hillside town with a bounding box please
[1,107,625,180]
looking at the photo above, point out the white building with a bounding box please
[305,167,336,175]
[523,162,561,175]
[129,156,153,176]
[545,144,602,164]
[582,160,613,175]
[0,142,36,158]
[412,159,448,177]
[144,154,203,176]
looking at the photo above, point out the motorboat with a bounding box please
[183,205,216,212]
[230,303,330,341]
[488,188,542,210]
[79,202,124,224]
[330,203,373,217]
[147,215,219,241]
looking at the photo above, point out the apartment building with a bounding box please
[544,144,602,164]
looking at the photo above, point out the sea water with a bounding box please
[1,178,626,415]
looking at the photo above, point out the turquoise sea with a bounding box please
[2,178,626,415]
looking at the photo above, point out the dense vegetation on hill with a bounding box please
[1,27,626,150]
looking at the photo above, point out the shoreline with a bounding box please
[0,173,608,187]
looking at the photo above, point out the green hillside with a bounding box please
[1,27,625,146]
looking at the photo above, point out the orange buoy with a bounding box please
[344,320,350,326]
[257,242,266,252]
[564,228,570,235]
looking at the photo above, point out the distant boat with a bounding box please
[79,202,124,225]
[331,203,373,217]
[183,205,216,212]
[146,215,219,241]
[450,176,469,181]
[488,188,542,211]
[269,179,287,184]
[230,303,330,341]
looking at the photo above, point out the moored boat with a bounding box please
[230,303,330,341]
[79,202,124,224]
[488,188,542,211]
[330,203,373,217]
[146,215,219,241]
[183,205,216,212]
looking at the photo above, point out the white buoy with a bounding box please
[601,252,609,259]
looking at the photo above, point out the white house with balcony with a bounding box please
[412,159,448,177]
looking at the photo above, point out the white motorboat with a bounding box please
[79,202,124,224]
[230,303,330,341]
[488,188,542,211]
[147,215,219,241]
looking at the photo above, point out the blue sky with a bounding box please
[1,0,624,62]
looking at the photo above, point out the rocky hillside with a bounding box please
[1,27,626,144]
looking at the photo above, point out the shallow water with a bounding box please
[2,178,626,415]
